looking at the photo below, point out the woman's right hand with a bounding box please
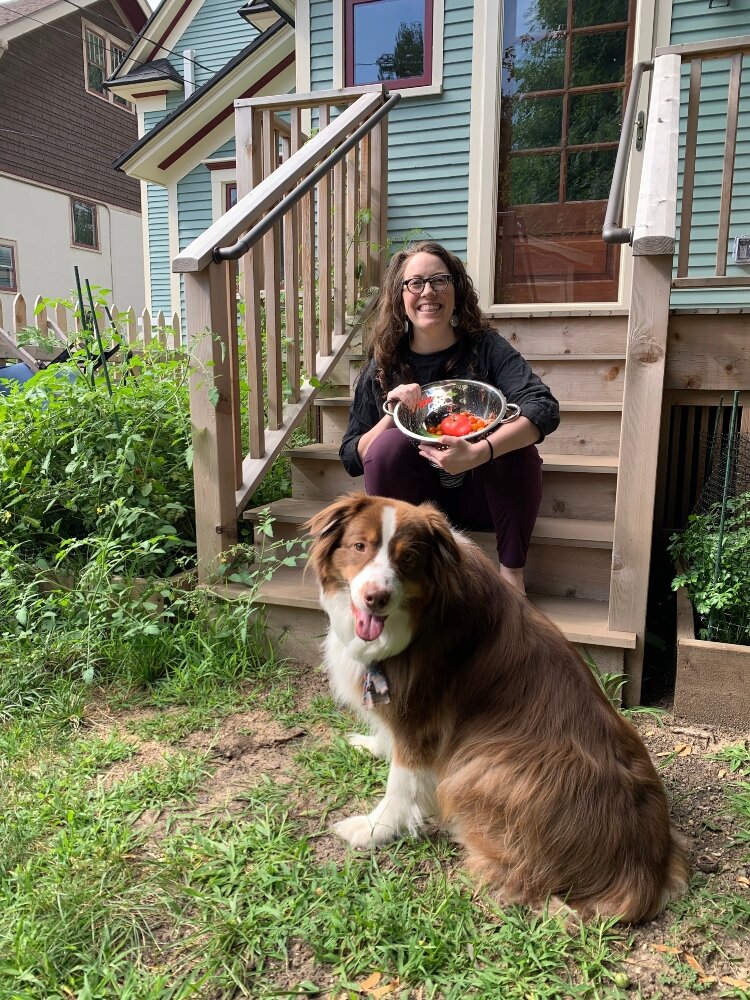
[385,383,422,413]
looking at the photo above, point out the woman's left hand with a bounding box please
[417,435,488,474]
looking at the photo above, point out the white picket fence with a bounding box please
[0,292,183,367]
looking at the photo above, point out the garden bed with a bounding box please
[674,584,750,728]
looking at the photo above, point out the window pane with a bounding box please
[0,245,14,290]
[566,149,617,200]
[511,95,563,150]
[86,30,107,94]
[568,90,622,144]
[510,153,560,204]
[573,0,629,28]
[571,30,627,86]
[506,0,566,37]
[504,34,566,95]
[352,0,425,84]
[72,201,97,248]
[110,44,126,72]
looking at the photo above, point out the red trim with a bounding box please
[146,0,193,61]
[206,160,237,170]
[225,182,238,212]
[157,51,294,170]
[345,0,433,89]
[134,89,170,97]
[116,0,149,32]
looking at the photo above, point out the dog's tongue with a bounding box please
[353,607,385,642]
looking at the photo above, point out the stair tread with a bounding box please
[315,396,624,412]
[204,567,635,649]
[243,497,614,547]
[288,443,619,472]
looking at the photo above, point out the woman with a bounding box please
[339,241,559,594]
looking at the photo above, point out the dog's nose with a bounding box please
[363,586,390,613]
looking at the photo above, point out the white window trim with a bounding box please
[332,0,445,97]
[0,238,19,293]
[70,197,101,252]
[209,168,238,223]
[82,18,134,114]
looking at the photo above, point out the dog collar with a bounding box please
[363,661,390,709]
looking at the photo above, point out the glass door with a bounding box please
[495,0,634,303]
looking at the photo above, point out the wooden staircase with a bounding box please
[241,313,638,676]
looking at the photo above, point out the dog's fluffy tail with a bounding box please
[587,829,690,924]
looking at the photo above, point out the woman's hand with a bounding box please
[417,435,488,474]
[385,382,422,412]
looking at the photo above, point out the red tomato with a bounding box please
[439,413,474,437]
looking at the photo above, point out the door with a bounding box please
[495,0,634,304]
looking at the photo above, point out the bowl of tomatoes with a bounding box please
[384,379,520,446]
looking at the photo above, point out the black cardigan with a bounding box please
[340,329,560,477]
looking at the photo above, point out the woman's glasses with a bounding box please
[401,273,453,294]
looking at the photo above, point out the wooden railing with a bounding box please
[172,86,396,580]
[657,35,750,289]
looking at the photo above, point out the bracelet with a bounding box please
[485,438,494,463]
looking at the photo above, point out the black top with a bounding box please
[339,328,560,477]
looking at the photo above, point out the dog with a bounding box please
[306,493,689,923]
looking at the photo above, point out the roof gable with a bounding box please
[0,0,149,38]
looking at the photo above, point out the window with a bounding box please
[345,0,433,88]
[71,199,99,250]
[83,21,133,112]
[0,241,17,292]
[225,183,238,212]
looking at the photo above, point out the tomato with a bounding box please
[439,413,474,437]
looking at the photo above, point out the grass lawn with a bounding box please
[1,591,749,1000]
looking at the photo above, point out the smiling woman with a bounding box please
[339,240,560,594]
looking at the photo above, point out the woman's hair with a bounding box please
[366,240,487,392]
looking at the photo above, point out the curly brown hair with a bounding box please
[365,241,487,392]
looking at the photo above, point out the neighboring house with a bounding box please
[0,0,150,321]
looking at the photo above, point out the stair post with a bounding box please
[185,261,240,583]
[608,54,681,704]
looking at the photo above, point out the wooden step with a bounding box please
[203,566,635,673]
[315,397,623,455]
[287,444,619,520]
[243,498,614,601]
[243,497,613,548]
[487,314,628,356]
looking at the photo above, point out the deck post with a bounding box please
[608,54,680,704]
[185,263,239,582]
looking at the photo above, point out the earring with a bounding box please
[403,318,410,333]
[449,313,459,328]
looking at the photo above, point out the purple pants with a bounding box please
[363,428,543,568]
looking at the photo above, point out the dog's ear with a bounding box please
[420,502,462,595]
[305,493,371,580]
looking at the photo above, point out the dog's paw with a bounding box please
[347,733,384,756]
[333,814,397,848]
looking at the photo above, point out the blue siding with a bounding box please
[147,183,171,314]
[309,0,474,260]
[177,164,214,322]
[671,2,750,308]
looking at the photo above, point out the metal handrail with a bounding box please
[602,60,653,245]
[214,91,402,262]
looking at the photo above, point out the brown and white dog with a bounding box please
[306,493,689,923]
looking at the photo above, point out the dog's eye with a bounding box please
[353,541,366,552]
[400,551,415,565]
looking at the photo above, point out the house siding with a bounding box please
[309,0,474,260]
[670,3,750,307]
[147,183,171,314]
[177,164,214,320]
[0,2,140,212]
